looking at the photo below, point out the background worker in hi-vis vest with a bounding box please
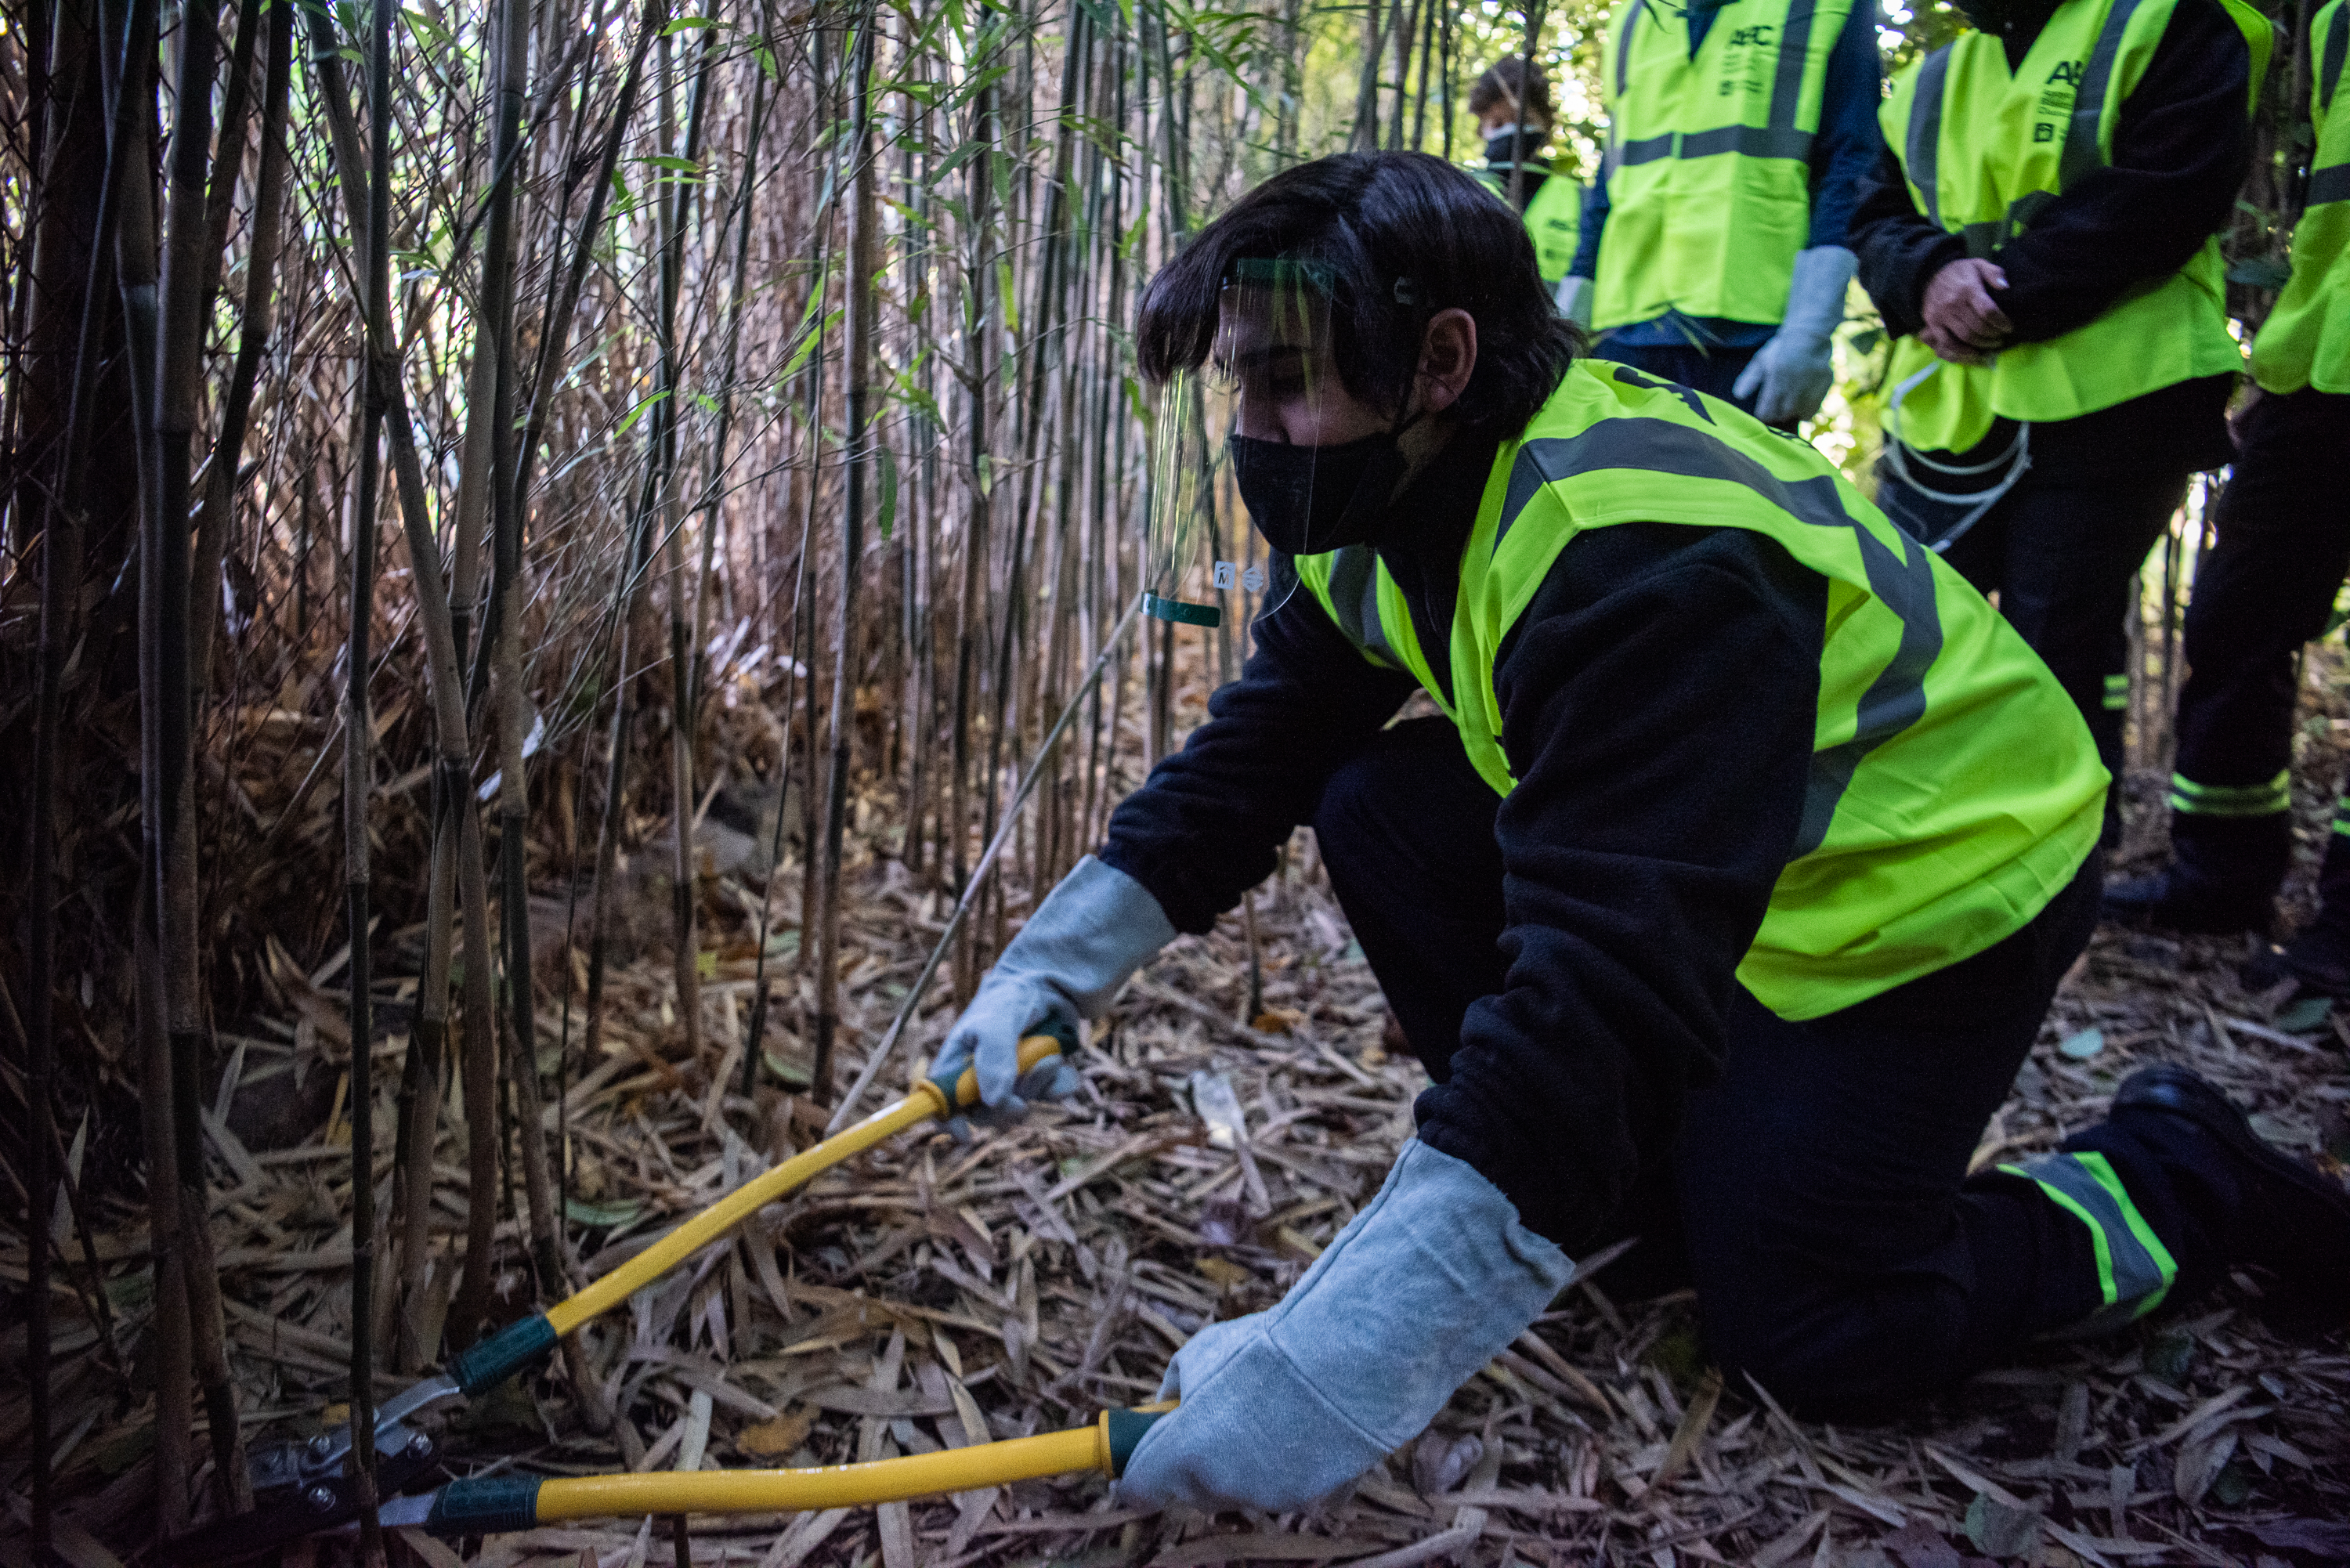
[2107,0,2350,974]
[1560,0,1882,426]
[1466,56,1582,307]
[1853,0,2264,846]
[924,153,2350,1516]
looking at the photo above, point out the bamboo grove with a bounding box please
[0,0,2330,1555]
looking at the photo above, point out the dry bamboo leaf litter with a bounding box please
[12,816,2350,1568]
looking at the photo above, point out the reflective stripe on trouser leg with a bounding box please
[2102,673,2128,712]
[2333,796,2350,838]
[1999,1151,2178,1337]
[2169,769,2293,818]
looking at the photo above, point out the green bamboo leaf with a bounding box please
[402,7,452,50]
[877,446,898,543]
[780,306,844,379]
[613,388,671,439]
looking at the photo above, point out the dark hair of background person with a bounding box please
[1134,152,1581,436]
[1468,55,1553,125]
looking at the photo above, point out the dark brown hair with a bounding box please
[1468,55,1553,125]
[1133,153,1578,435]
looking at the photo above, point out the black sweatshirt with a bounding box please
[1850,0,2251,469]
[1100,424,1828,1252]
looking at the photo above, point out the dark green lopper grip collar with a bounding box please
[427,1475,543,1536]
[446,1313,558,1395]
[1104,1407,1170,1477]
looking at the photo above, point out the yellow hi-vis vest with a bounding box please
[1593,0,1854,332]
[1880,0,2262,454]
[2253,0,2350,394]
[1292,362,2106,1021]
[1476,166,1583,286]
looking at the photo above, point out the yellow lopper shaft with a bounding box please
[535,1422,1105,1522]
[544,1035,1065,1336]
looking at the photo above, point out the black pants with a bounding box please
[1585,338,1763,416]
[1879,458,2192,846]
[2167,390,2350,906]
[1312,718,2214,1413]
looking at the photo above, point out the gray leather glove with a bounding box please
[1731,245,1856,426]
[1119,1140,1575,1514]
[1555,274,1594,330]
[930,855,1175,1132]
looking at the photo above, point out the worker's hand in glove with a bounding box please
[1117,1141,1575,1515]
[1919,257,2010,366]
[1732,245,1856,427]
[927,855,1176,1136]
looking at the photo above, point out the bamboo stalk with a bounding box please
[345,0,396,1555]
[154,0,248,1499]
[812,10,879,1105]
[192,0,292,695]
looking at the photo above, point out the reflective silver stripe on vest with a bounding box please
[2312,163,2350,204]
[2004,1151,2171,1335]
[1770,0,1823,130]
[1616,0,1650,98]
[1908,48,1953,228]
[1325,545,1395,667]
[1619,126,1816,166]
[2324,2,2346,112]
[1609,0,1820,170]
[1494,421,1943,854]
[1680,124,1817,160]
[1615,132,1680,168]
[2060,0,2150,191]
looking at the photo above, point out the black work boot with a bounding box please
[2102,815,2287,934]
[2101,868,2273,934]
[2108,1064,2350,1315]
[2240,919,2350,998]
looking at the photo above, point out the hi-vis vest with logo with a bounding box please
[2254,0,2349,393]
[1292,363,2107,1021]
[1593,0,1853,331]
[1881,0,2267,453]
[1476,166,1583,285]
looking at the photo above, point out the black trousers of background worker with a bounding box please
[1310,717,2237,1414]
[2164,389,2350,914]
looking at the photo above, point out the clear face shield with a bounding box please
[1141,260,1348,629]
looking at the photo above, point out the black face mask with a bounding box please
[1954,0,2055,31]
[1229,432,1410,556]
[1482,126,1547,170]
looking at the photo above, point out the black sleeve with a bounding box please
[1991,0,2251,341]
[1099,589,1419,934]
[1412,525,1825,1252]
[1853,140,1961,340]
[1853,0,2251,345]
[1802,0,1889,251]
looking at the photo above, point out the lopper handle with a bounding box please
[917,1026,1074,1119]
[423,1405,1173,1534]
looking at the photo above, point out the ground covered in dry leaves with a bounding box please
[10,798,2350,1568]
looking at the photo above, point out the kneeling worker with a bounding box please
[932,154,2350,1514]
[1467,56,1581,308]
